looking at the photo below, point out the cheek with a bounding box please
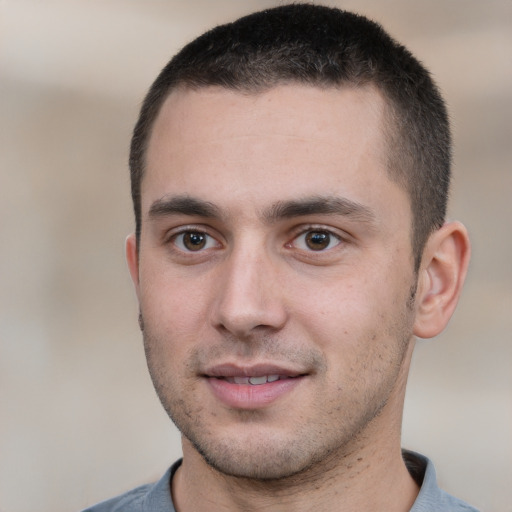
[294,277,376,333]
[292,267,413,354]
[140,260,210,328]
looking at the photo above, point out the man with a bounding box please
[85,4,476,511]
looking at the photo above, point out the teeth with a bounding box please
[249,376,267,385]
[226,375,286,385]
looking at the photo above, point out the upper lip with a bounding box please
[203,363,306,378]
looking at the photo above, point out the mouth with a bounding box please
[221,375,295,385]
[203,363,305,382]
[203,364,307,408]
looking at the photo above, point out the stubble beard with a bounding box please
[140,308,415,484]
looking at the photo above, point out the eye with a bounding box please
[173,231,219,252]
[292,229,342,251]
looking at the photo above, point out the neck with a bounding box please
[173,404,419,512]
[173,441,418,512]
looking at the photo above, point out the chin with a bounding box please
[181,423,343,482]
[194,438,312,480]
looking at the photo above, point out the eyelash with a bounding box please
[286,227,344,253]
[166,225,345,256]
[168,228,221,253]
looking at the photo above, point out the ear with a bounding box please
[413,221,471,339]
[126,233,141,300]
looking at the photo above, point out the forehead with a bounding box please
[148,84,387,158]
[143,84,406,223]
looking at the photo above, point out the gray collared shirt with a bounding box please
[83,451,479,511]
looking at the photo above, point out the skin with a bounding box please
[126,84,470,511]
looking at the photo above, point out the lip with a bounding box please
[204,362,303,379]
[203,363,307,409]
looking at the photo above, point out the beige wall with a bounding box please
[1,1,510,511]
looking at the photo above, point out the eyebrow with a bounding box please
[147,194,376,225]
[148,195,221,219]
[263,196,376,224]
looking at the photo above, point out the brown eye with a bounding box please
[292,229,342,251]
[183,232,206,251]
[305,231,331,250]
[174,231,218,252]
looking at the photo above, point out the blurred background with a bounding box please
[0,1,510,511]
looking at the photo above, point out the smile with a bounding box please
[222,375,294,385]
[204,366,305,409]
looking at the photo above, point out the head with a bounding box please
[130,3,451,270]
[126,4,470,484]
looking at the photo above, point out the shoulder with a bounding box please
[81,461,180,512]
[81,482,152,512]
[404,450,480,512]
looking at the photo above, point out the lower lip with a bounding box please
[206,377,304,409]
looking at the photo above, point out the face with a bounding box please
[128,84,419,480]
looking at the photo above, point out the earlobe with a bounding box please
[126,233,141,299]
[413,221,471,339]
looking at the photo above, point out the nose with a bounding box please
[211,243,288,339]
